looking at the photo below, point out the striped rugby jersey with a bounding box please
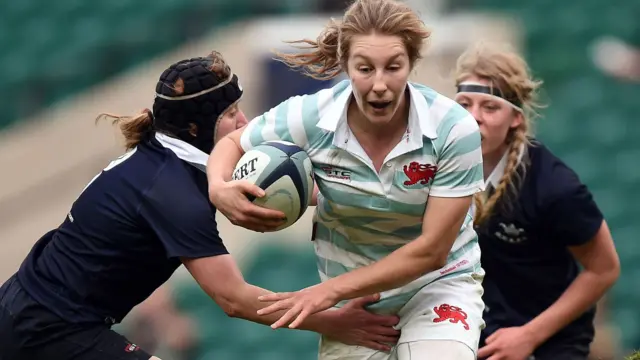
[240,80,484,314]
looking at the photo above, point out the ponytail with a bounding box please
[273,19,343,80]
[96,108,154,150]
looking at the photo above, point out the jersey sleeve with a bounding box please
[543,167,604,247]
[240,94,315,151]
[140,168,228,259]
[430,113,485,197]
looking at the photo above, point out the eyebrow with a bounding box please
[352,53,405,62]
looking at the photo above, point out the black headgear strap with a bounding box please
[456,83,522,109]
[152,56,243,153]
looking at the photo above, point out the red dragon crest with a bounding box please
[403,162,437,186]
[432,303,469,330]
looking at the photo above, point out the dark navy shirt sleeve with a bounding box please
[543,166,604,247]
[140,165,228,259]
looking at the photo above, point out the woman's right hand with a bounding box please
[209,180,287,232]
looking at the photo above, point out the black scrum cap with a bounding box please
[152,54,243,153]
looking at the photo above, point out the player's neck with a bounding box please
[483,145,508,181]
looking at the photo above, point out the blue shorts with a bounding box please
[0,275,152,360]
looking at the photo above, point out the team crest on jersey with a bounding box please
[432,303,469,330]
[495,222,527,244]
[124,343,140,352]
[402,161,437,187]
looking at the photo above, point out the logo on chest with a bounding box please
[402,161,437,187]
[321,166,352,181]
[495,222,528,244]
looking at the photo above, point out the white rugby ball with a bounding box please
[232,141,314,231]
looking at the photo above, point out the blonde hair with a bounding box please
[274,0,431,80]
[454,43,544,227]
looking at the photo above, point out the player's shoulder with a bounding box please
[304,79,351,116]
[409,82,476,137]
[527,140,588,201]
[258,80,348,126]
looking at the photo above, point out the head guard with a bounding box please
[152,55,243,153]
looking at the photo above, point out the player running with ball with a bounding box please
[207,0,487,359]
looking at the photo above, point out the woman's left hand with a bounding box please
[477,326,538,360]
[257,284,341,329]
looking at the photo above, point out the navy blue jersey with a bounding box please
[478,140,603,347]
[15,133,227,325]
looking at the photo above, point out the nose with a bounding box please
[236,110,248,128]
[469,105,483,124]
[371,71,387,95]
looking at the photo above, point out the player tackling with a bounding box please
[0,51,400,360]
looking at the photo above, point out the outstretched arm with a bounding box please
[183,255,400,352]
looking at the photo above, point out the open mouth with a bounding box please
[368,101,392,110]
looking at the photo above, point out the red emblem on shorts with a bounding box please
[125,343,140,352]
[432,303,469,330]
[403,162,437,186]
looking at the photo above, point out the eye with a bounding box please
[358,66,372,74]
[387,64,401,71]
[458,101,469,108]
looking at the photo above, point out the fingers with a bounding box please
[226,208,286,232]
[258,292,294,302]
[369,325,400,337]
[370,314,400,327]
[245,205,287,221]
[236,180,265,198]
[477,342,497,359]
[237,182,292,219]
[257,301,290,316]
[270,305,302,329]
[288,307,311,329]
[485,328,502,344]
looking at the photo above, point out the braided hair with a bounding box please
[454,43,545,227]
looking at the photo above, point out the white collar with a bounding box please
[155,132,208,172]
[485,143,526,188]
[316,81,438,139]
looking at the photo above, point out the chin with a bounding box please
[365,109,396,125]
[365,115,394,125]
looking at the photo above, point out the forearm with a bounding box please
[328,236,442,301]
[207,136,243,184]
[524,269,618,346]
[229,283,332,332]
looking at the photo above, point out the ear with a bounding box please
[188,123,198,137]
[510,110,524,129]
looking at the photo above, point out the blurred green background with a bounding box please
[0,0,637,359]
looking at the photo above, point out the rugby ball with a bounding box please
[232,141,314,231]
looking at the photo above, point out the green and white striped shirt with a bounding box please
[241,80,484,314]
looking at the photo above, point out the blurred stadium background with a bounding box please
[0,0,637,359]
